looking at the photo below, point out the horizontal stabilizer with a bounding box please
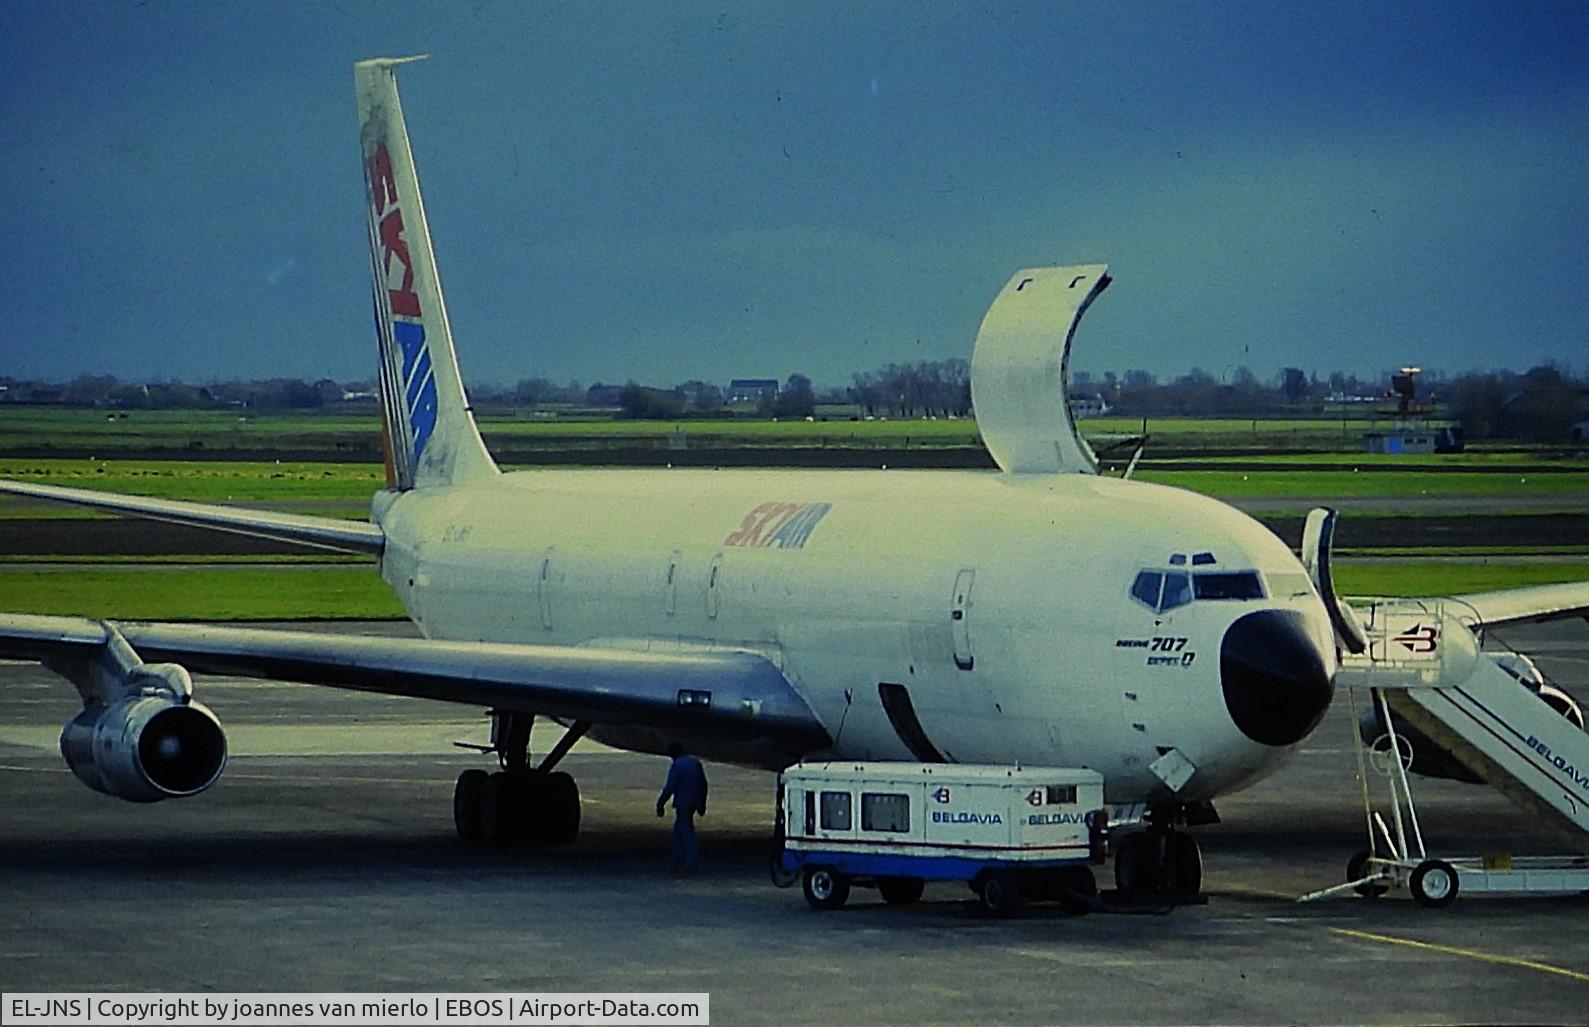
[0,479,384,555]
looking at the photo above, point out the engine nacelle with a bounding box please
[60,688,228,802]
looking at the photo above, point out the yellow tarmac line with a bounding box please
[1329,926,1589,984]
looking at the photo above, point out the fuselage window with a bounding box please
[1192,571,1265,600]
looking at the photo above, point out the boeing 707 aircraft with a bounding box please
[4,57,1586,903]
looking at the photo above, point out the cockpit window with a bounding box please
[1265,572,1315,599]
[1131,570,1163,608]
[1132,567,1262,611]
[1192,571,1265,600]
[1161,571,1193,610]
[1129,569,1192,612]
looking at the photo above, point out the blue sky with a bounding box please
[4,2,1586,388]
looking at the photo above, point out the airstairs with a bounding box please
[1303,597,1589,906]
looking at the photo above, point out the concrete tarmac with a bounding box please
[2,621,1587,1025]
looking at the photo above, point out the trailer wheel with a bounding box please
[1347,849,1389,898]
[802,866,850,911]
[1410,859,1459,908]
[1054,866,1098,915]
[975,870,1023,917]
[877,876,924,906]
[769,827,798,888]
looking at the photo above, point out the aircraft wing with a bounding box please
[0,479,384,555]
[1449,581,1589,630]
[0,613,829,750]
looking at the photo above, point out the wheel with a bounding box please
[453,769,489,843]
[1054,866,1098,915]
[1113,832,1164,897]
[877,876,925,906]
[1165,830,1202,896]
[479,771,527,844]
[1346,849,1389,898]
[976,870,1023,917]
[538,771,581,845]
[769,826,798,888]
[1410,859,1459,908]
[802,866,850,911]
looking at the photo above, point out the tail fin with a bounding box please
[355,56,497,491]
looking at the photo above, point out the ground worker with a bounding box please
[656,742,708,872]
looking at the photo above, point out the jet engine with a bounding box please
[59,663,228,802]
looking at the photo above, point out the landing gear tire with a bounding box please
[453,769,490,843]
[877,876,925,906]
[1347,849,1389,898]
[1113,832,1165,897]
[802,866,850,911]
[1054,866,1099,915]
[479,771,528,844]
[1410,859,1459,908]
[537,771,581,845]
[975,870,1023,917]
[1165,830,1202,897]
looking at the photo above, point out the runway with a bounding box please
[2,621,1587,1025]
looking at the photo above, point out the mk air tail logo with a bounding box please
[368,140,437,464]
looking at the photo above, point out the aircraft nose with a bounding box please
[1220,609,1334,746]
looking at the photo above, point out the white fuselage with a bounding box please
[376,467,1336,804]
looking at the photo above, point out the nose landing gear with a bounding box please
[452,711,589,845]
[1112,804,1208,900]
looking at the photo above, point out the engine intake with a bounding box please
[61,693,228,802]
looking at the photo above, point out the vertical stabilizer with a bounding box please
[970,265,1109,475]
[355,57,497,491]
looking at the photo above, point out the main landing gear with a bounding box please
[453,711,589,845]
[1112,804,1207,900]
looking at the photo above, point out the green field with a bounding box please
[1133,468,1589,499]
[0,567,403,620]
[0,459,381,519]
[0,406,1493,455]
[0,561,1580,621]
[3,456,1583,516]
[1,409,1583,620]
[1335,562,1589,598]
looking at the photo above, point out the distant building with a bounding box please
[1363,429,1437,455]
[1363,426,1463,455]
[727,379,779,405]
[585,383,626,406]
[1066,391,1109,418]
[1573,421,1589,443]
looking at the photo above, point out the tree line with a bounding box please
[4,361,1583,440]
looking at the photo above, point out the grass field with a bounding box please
[0,406,1491,454]
[1,411,1583,619]
[0,561,1580,621]
[1133,468,1589,499]
[3,456,1583,514]
[0,567,403,620]
[1334,562,1589,597]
